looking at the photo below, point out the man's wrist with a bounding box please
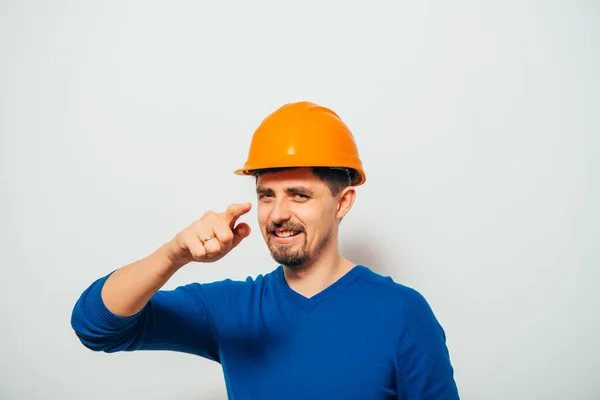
[156,243,185,277]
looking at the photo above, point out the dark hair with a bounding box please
[253,167,354,196]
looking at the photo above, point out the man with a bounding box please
[71,101,460,399]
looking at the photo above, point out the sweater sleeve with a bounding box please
[70,272,231,362]
[396,290,460,400]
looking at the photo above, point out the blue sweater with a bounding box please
[71,265,459,399]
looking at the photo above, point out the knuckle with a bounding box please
[193,220,205,232]
[207,243,221,255]
[222,231,234,242]
[204,210,217,219]
[192,249,206,259]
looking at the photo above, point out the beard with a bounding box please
[266,221,331,269]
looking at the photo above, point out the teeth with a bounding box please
[276,230,298,237]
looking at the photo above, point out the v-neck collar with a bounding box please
[274,264,368,311]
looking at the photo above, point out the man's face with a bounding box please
[256,168,340,269]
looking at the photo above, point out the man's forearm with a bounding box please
[94,202,251,318]
[101,243,183,317]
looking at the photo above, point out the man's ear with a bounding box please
[336,186,356,220]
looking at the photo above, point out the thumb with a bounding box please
[223,202,252,228]
[231,222,251,249]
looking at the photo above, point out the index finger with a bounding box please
[222,202,252,227]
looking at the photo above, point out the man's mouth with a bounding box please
[272,230,302,238]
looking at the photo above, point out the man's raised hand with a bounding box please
[166,202,252,267]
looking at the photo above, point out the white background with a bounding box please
[1,1,598,399]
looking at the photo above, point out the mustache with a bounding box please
[267,221,305,233]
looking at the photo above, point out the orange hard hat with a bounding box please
[234,101,366,186]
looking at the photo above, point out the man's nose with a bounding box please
[271,198,292,224]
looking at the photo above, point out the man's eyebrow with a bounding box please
[256,187,273,195]
[287,187,314,196]
[255,186,315,196]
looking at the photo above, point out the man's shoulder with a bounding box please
[354,266,434,316]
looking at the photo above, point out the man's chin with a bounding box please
[270,251,309,269]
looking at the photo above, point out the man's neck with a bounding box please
[283,249,356,299]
